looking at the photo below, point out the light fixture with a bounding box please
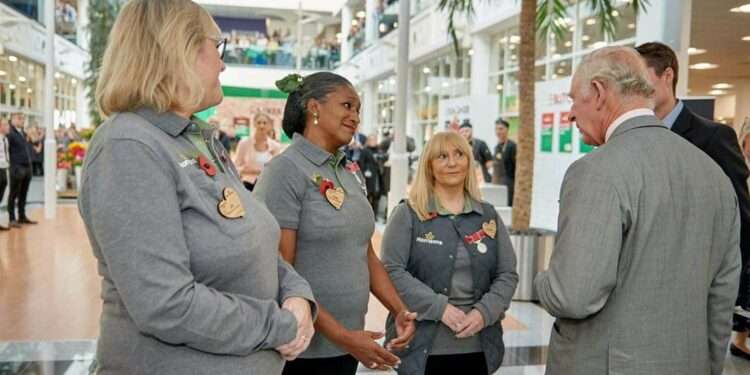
[468,49,474,56]
[378,83,383,90]
[627,23,635,29]
[586,18,596,26]
[389,78,396,85]
[731,4,750,13]
[592,41,607,49]
[379,23,386,33]
[743,36,750,41]
[712,83,733,89]
[18,76,26,82]
[356,11,366,18]
[9,84,15,90]
[499,37,508,44]
[423,67,431,74]
[394,22,398,28]
[690,62,719,70]
[708,89,726,95]
[0,70,6,76]
[552,53,561,59]
[8,55,17,62]
[611,10,620,17]
[564,41,573,47]
[26,88,32,93]
[687,47,706,55]
[351,19,359,26]
[557,68,565,74]
[582,35,590,42]
[511,54,517,60]
[509,35,520,44]
[442,81,449,88]
[71,78,77,84]
[496,84,503,90]
[424,86,432,92]
[55,72,61,79]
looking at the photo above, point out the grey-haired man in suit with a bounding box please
[534,46,740,375]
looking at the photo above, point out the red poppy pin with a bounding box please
[197,154,217,177]
[346,161,361,173]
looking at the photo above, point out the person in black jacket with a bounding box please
[6,113,37,227]
[358,134,383,219]
[492,118,516,206]
[637,42,750,358]
[458,119,493,183]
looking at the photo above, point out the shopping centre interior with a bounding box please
[2,0,750,374]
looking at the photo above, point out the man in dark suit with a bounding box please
[637,42,750,359]
[492,117,517,205]
[7,113,37,227]
[458,119,493,183]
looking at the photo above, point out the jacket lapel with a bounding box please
[670,105,693,137]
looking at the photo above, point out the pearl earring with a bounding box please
[313,113,319,125]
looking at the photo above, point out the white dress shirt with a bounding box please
[0,135,9,169]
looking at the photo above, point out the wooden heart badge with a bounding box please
[325,187,345,210]
[218,187,245,219]
[482,220,497,239]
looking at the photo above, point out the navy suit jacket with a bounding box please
[673,105,750,307]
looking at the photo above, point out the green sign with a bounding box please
[540,112,554,152]
[559,122,572,153]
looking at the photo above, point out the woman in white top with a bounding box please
[234,113,281,190]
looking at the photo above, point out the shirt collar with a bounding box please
[134,107,192,137]
[662,100,684,129]
[292,133,346,167]
[604,108,656,143]
[428,194,483,217]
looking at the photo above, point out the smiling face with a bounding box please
[308,84,361,148]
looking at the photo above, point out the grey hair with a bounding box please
[575,46,655,100]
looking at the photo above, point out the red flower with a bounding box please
[319,179,335,195]
[346,162,361,173]
[197,154,217,177]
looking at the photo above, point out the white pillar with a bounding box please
[734,80,750,131]
[387,0,410,215]
[76,0,89,51]
[635,0,692,97]
[469,33,494,145]
[365,0,377,45]
[44,0,57,219]
[361,80,377,135]
[341,3,353,63]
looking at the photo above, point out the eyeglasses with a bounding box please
[215,38,227,60]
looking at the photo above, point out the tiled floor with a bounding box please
[1,179,749,374]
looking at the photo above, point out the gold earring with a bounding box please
[313,113,319,125]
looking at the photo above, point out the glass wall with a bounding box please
[0,52,79,128]
[413,48,471,145]
[488,2,637,130]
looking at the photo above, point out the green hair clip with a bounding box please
[275,74,304,94]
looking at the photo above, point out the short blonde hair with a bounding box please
[408,132,482,221]
[96,0,219,117]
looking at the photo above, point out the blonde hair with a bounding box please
[96,0,219,117]
[408,132,482,221]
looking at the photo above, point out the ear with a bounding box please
[592,80,607,111]
[306,98,321,116]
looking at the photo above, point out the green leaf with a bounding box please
[438,0,477,57]
[275,74,304,94]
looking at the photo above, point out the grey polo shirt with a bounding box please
[78,108,316,375]
[254,133,375,359]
